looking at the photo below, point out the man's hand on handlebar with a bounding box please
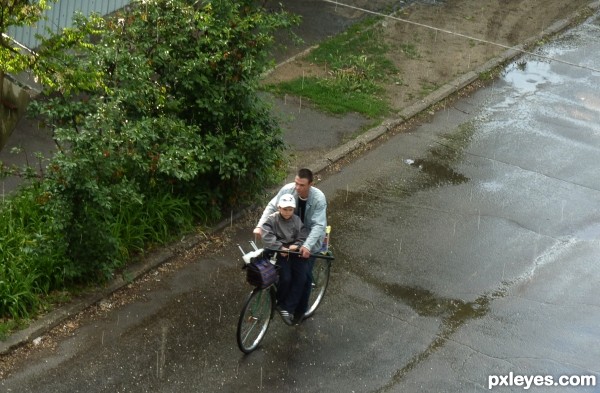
[300,245,311,259]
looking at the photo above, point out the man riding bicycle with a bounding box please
[253,168,327,324]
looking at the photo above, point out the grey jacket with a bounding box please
[261,212,308,251]
[257,183,327,253]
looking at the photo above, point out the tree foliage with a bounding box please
[31,0,297,207]
[0,0,299,318]
[0,0,51,104]
[0,0,51,72]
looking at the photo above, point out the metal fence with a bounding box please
[7,0,131,49]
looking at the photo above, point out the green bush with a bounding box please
[0,0,298,321]
[0,187,68,318]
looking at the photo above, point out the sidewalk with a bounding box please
[1,0,598,355]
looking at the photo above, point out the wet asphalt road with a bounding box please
[321,16,600,391]
[3,10,600,393]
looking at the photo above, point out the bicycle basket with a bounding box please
[246,257,277,288]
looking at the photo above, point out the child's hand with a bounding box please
[279,247,289,257]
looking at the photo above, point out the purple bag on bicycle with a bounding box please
[246,257,277,288]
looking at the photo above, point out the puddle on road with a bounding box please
[407,158,468,186]
[337,251,504,393]
[327,108,487,391]
[503,60,563,93]
[328,119,475,229]
[406,121,474,189]
[376,281,504,393]
[380,281,492,327]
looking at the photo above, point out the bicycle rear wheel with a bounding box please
[236,287,274,353]
[304,256,331,319]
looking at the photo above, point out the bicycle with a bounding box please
[236,227,334,354]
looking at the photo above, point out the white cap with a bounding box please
[278,193,296,208]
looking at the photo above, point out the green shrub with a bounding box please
[0,187,68,318]
[0,0,298,321]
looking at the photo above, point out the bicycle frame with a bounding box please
[236,240,334,354]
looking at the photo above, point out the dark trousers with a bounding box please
[297,256,315,316]
[277,255,314,316]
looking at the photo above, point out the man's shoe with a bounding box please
[292,313,304,326]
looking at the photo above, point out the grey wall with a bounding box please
[7,0,131,49]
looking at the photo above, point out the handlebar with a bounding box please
[263,248,335,260]
[238,244,335,267]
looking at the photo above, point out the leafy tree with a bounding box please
[23,0,299,280]
[0,0,299,320]
[0,1,51,100]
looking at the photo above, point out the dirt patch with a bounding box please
[265,0,593,113]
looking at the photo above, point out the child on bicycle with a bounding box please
[260,193,308,325]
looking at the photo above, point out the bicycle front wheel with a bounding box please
[304,257,331,319]
[236,287,274,354]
